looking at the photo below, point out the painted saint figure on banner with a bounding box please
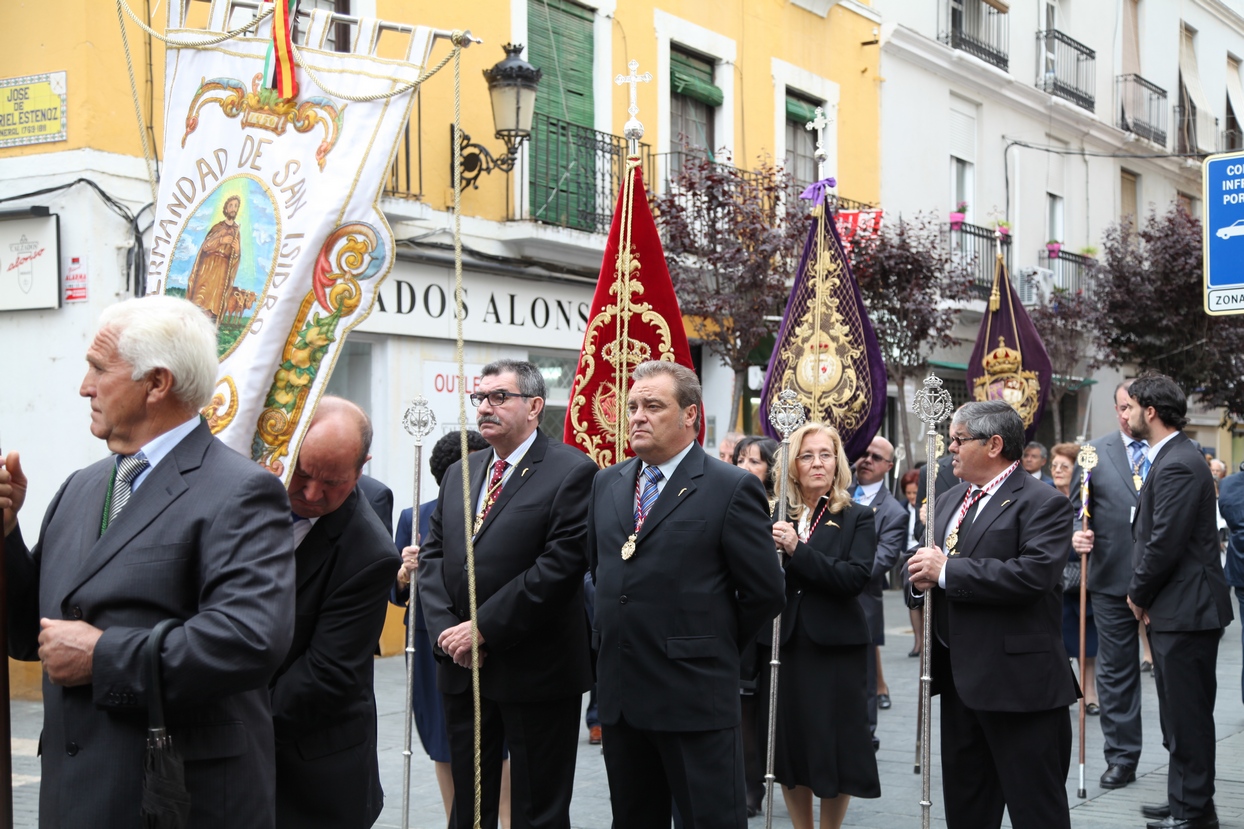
[167,176,279,359]
[187,194,242,322]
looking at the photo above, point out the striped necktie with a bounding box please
[107,453,149,529]
[853,485,866,504]
[635,465,664,526]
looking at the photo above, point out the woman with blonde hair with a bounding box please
[766,422,880,829]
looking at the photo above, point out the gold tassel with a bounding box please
[989,284,1000,312]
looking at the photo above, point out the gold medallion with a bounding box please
[945,528,959,556]
[621,534,637,560]
[1132,474,1143,491]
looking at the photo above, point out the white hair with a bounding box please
[97,295,219,411]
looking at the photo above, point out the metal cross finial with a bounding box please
[767,388,808,440]
[402,396,436,446]
[805,106,832,182]
[615,59,653,153]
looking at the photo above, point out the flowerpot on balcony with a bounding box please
[949,212,965,230]
[998,226,1010,238]
[1046,241,1062,258]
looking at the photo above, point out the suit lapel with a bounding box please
[295,489,356,590]
[63,423,209,600]
[637,445,703,540]
[1139,433,1184,497]
[611,457,642,531]
[933,482,968,548]
[475,432,546,540]
[960,471,1024,558]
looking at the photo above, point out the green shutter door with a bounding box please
[527,0,596,230]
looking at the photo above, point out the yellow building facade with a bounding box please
[0,0,880,692]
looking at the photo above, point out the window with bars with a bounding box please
[298,0,351,52]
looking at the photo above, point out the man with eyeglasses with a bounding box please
[417,359,598,829]
[851,435,908,748]
[908,401,1077,829]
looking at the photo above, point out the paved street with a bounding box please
[7,589,1244,827]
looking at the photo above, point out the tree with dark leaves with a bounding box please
[654,155,809,431]
[1029,286,1094,442]
[1090,204,1244,418]
[850,214,975,470]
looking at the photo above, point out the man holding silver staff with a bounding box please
[418,359,597,829]
[587,361,785,829]
[908,400,1077,829]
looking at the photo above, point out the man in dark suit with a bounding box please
[272,397,399,828]
[909,401,1077,829]
[1121,374,1231,829]
[1070,380,1146,789]
[588,360,785,829]
[1023,441,1056,486]
[357,473,394,535]
[852,435,908,745]
[1218,470,1244,706]
[0,295,295,828]
[418,359,597,829]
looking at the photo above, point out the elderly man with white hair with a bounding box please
[0,295,296,829]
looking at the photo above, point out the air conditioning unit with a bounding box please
[1017,266,1055,306]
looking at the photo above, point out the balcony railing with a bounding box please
[1116,75,1168,146]
[527,114,654,235]
[386,97,424,200]
[1224,127,1244,152]
[946,220,1012,297]
[940,0,1009,72]
[1175,104,1219,155]
[1036,30,1095,111]
[1037,249,1093,296]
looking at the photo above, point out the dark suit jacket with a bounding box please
[357,473,394,536]
[780,500,875,647]
[270,487,398,828]
[932,469,1078,712]
[1128,432,1232,631]
[1070,432,1140,596]
[588,443,786,732]
[1219,473,1244,589]
[855,487,908,641]
[5,422,295,829]
[418,430,596,702]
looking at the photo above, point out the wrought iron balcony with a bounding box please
[946,220,1012,298]
[527,114,654,234]
[1116,75,1167,146]
[940,0,1009,72]
[1036,30,1095,111]
[1224,128,1244,152]
[1037,249,1093,297]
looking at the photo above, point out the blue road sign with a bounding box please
[1204,150,1244,315]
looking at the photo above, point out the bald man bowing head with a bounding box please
[272,396,399,829]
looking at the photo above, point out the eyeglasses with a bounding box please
[796,451,836,465]
[948,434,988,448]
[861,451,893,464]
[469,390,533,407]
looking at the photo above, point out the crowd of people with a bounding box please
[0,294,1237,829]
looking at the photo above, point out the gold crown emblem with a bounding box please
[981,336,1022,374]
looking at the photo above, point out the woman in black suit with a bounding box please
[769,422,880,829]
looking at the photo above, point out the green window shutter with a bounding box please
[527,0,594,126]
[785,94,820,124]
[670,48,723,108]
[527,0,597,230]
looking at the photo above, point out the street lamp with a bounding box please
[454,43,542,189]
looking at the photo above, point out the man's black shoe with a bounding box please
[1145,814,1218,829]
[1099,763,1135,788]
[1141,804,1171,819]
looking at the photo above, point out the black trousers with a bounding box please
[936,644,1072,829]
[602,714,746,829]
[442,691,580,829]
[1150,627,1221,820]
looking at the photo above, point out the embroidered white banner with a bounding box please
[147,4,443,482]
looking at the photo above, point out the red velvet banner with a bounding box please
[563,160,700,469]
